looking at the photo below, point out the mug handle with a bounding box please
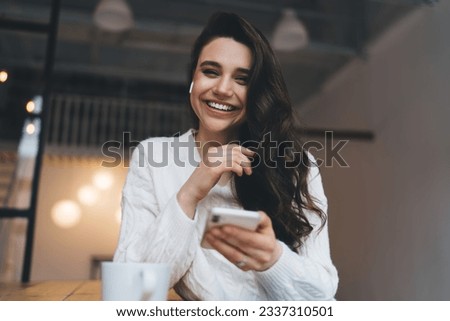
[140,271,157,301]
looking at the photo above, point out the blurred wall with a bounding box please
[300,3,450,300]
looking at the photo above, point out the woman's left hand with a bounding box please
[204,211,283,271]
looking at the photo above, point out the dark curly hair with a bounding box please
[188,12,325,249]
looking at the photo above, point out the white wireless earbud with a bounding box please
[189,81,194,94]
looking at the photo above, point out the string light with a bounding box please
[93,171,114,190]
[26,100,35,113]
[0,70,8,83]
[51,200,82,228]
[25,123,36,135]
[25,95,42,114]
[77,185,99,206]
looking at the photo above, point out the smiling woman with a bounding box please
[190,37,251,145]
[113,12,338,300]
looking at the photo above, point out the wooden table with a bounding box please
[0,280,182,301]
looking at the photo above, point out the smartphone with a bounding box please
[201,207,261,248]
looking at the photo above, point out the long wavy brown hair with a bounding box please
[188,12,326,249]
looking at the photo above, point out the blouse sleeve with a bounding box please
[255,158,339,300]
[113,141,199,287]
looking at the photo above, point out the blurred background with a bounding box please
[0,0,448,300]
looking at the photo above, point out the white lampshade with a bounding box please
[272,8,309,51]
[93,0,134,32]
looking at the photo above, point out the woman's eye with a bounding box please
[235,76,249,85]
[202,69,219,77]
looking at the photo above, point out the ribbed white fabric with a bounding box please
[114,130,338,300]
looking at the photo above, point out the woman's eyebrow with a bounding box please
[199,60,250,74]
[199,60,221,68]
[236,67,250,75]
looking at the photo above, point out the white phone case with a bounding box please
[201,207,261,248]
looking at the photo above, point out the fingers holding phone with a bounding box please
[202,208,282,271]
[201,207,261,248]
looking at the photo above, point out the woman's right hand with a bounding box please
[177,144,255,218]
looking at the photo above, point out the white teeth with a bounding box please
[207,101,235,111]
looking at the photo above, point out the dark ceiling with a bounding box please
[0,0,429,142]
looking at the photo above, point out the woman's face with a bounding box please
[190,37,252,142]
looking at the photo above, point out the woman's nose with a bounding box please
[213,77,233,97]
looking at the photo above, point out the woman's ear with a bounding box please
[189,81,194,94]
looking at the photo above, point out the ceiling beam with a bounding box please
[0,17,49,33]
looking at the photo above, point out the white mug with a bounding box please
[101,262,171,301]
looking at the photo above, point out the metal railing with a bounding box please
[46,93,192,155]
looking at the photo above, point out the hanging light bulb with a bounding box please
[272,8,309,52]
[93,0,134,32]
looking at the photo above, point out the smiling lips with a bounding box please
[206,101,237,112]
